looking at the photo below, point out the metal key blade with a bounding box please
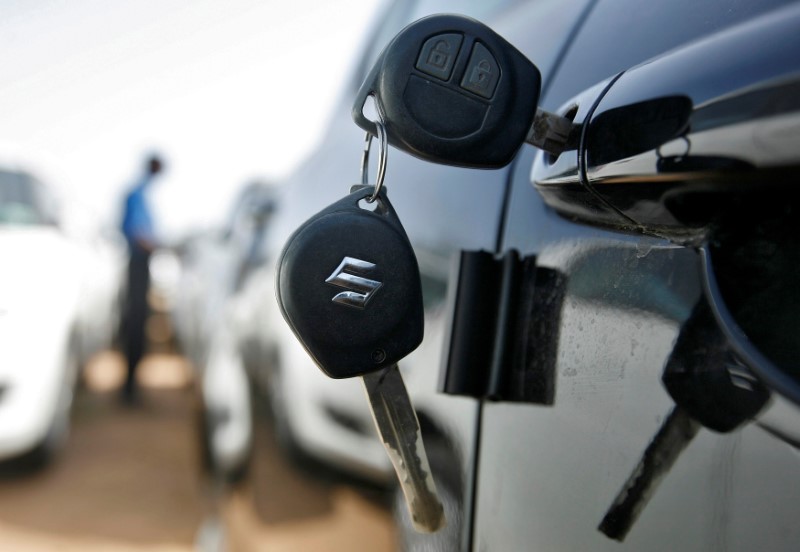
[524,107,579,156]
[362,365,445,533]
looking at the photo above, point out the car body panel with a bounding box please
[0,226,81,460]
[172,183,276,479]
[471,0,800,549]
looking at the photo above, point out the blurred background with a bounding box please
[0,1,396,551]
[0,0,380,238]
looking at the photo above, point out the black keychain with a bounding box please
[275,113,445,533]
[276,185,423,378]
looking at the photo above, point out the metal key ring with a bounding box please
[360,116,388,203]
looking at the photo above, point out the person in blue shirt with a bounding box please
[120,154,164,403]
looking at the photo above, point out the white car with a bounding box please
[172,182,276,481]
[201,316,253,479]
[59,201,127,367]
[0,168,111,465]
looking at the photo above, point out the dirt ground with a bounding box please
[0,352,396,551]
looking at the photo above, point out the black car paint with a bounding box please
[468,0,800,549]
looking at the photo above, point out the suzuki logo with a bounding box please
[325,256,383,309]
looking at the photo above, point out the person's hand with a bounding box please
[135,236,157,253]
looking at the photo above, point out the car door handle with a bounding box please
[534,3,800,240]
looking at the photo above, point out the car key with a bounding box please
[363,364,444,533]
[352,13,576,168]
[275,184,446,533]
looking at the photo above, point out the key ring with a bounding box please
[360,109,388,203]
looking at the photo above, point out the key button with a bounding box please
[460,42,500,98]
[416,33,463,81]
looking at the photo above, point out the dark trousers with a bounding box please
[122,248,151,398]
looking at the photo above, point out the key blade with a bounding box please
[525,107,579,156]
[362,365,446,533]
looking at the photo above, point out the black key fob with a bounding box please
[352,13,541,168]
[276,186,424,379]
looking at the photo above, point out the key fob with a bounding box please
[276,186,424,379]
[353,13,542,168]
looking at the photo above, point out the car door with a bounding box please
[460,0,800,550]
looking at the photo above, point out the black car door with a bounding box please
[464,0,800,549]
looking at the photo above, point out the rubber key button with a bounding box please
[416,33,463,81]
[460,42,500,99]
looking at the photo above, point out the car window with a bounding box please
[0,171,43,225]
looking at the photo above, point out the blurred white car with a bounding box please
[59,201,127,367]
[171,182,276,481]
[0,167,124,465]
[201,319,253,478]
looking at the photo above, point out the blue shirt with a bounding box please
[121,175,156,251]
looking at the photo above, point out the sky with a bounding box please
[0,0,382,240]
